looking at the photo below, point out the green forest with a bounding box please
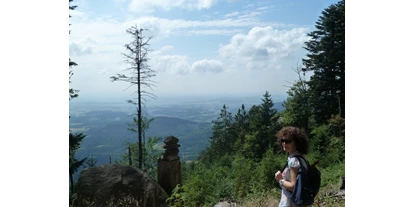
[69,0,345,206]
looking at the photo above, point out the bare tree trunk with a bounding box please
[337,96,341,117]
[110,26,156,169]
[70,173,74,194]
[137,31,143,169]
[128,145,132,166]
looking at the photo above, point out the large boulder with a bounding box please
[76,164,169,207]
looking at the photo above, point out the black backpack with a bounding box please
[281,155,321,206]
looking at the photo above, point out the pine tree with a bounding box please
[302,0,345,124]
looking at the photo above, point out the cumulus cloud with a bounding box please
[149,48,224,75]
[191,59,224,73]
[218,26,310,70]
[150,48,191,75]
[128,0,219,13]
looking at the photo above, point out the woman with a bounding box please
[274,126,310,207]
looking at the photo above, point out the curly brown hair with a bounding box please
[276,126,309,155]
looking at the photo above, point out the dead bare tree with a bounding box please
[110,25,156,168]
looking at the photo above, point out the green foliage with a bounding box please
[180,151,345,206]
[115,136,163,179]
[166,184,186,207]
[181,89,345,206]
[209,104,237,158]
[309,115,345,168]
[241,132,260,159]
[69,132,87,194]
[302,0,345,124]
[319,162,345,188]
[232,154,255,198]
[183,173,215,206]
[281,66,313,135]
[85,155,98,167]
[256,149,285,191]
[309,124,330,165]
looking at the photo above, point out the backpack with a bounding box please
[281,155,321,206]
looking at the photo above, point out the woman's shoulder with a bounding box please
[288,152,305,168]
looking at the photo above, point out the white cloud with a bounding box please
[122,15,286,38]
[218,26,310,70]
[149,49,191,75]
[69,36,97,56]
[191,59,224,73]
[128,0,219,13]
[224,11,240,18]
[123,16,164,39]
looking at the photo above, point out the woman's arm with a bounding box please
[281,167,298,191]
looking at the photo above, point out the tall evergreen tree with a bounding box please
[209,104,236,157]
[302,0,345,124]
[260,91,277,127]
[110,25,156,168]
[258,91,278,156]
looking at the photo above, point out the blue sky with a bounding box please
[69,0,340,101]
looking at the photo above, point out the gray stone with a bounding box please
[76,164,169,207]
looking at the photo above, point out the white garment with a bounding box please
[278,152,311,207]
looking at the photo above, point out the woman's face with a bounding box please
[281,136,296,154]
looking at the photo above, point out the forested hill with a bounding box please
[71,111,213,166]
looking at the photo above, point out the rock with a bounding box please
[76,164,169,207]
[164,136,179,145]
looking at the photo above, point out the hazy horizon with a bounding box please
[69,93,288,108]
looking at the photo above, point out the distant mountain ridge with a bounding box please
[71,111,212,165]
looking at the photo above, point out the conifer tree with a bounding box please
[302,0,345,124]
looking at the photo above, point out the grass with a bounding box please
[239,187,344,207]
